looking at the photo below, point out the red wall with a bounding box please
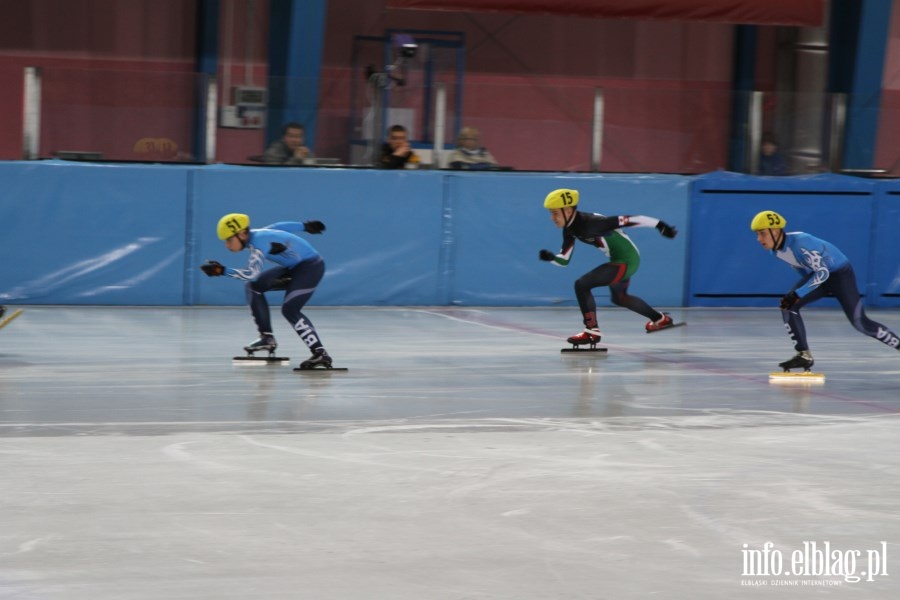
[317,0,735,171]
[0,1,198,161]
[7,0,892,173]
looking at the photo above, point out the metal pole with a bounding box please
[205,75,218,163]
[828,93,847,172]
[747,91,763,174]
[591,88,604,171]
[433,83,446,169]
[22,67,42,160]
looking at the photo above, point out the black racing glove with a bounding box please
[656,221,677,238]
[269,242,287,255]
[780,291,800,310]
[539,249,556,262]
[303,220,326,234]
[200,260,225,277]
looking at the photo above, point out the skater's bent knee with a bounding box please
[610,294,627,307]
[574,279,593,293]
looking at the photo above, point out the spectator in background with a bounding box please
[447,126,498,170]
[379,125,418,169]
[263,122,314,165]
[758,132,788,176]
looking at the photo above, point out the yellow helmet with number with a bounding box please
[750,210,787,231]
[543,188,579,209]
[217,213,250,240]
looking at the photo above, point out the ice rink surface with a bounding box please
[1,306,899,599]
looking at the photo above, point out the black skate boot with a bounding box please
[778,351,814,372]
[244,333,277,355]
[298,347,332,370]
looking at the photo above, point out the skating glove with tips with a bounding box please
[780,291,799,310]
[303,220,326,234]
[656,221,677,238]
[539,249,556,262]
[200,260,225,277]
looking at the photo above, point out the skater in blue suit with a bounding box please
[751,210,900,372]
[200,213,333,369]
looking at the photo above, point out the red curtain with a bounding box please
[385,0,825,27]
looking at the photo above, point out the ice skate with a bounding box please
[0,307,23,331]
[294,348,347,372]
[770,351,824,382]
[645,313,685,333]
[298,347,332,369]
[243,334,277,355]
[233,334,289,364]
[778,351,814,372]
[562,329,607,353]
[567,329,601,346]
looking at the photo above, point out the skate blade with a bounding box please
[233,356,290,365]
[645,321,686,334]
[561,347,608,353]
[293,366,349,372]
[769,371,825,383]
[0,309,24,331]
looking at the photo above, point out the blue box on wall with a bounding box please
[687,172,878,308]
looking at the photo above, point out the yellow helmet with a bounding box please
[217,213,250,240]
[543,188,579,209]
[750,210,786,231]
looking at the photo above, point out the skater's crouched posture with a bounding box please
[538,188,678,345]
[751,210,900,372]
[200,213,332,369]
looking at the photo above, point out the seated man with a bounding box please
[378,124,418,169]
[446,126,498,170]
[263,122,314,165]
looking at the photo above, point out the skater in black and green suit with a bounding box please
[538,188,679,346]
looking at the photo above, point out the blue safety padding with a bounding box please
[190,167,445,306]
[871,182,900,307]
[689,172,876,307]
[3,163,898,309]
[448,173,690,307]
[692,169,876,192]
[0,161,190,305]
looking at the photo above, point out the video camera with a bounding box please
[393,33,418,59]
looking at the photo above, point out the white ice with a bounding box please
[1,307,898,598]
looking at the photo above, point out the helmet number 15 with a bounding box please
[561,191,575,205]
